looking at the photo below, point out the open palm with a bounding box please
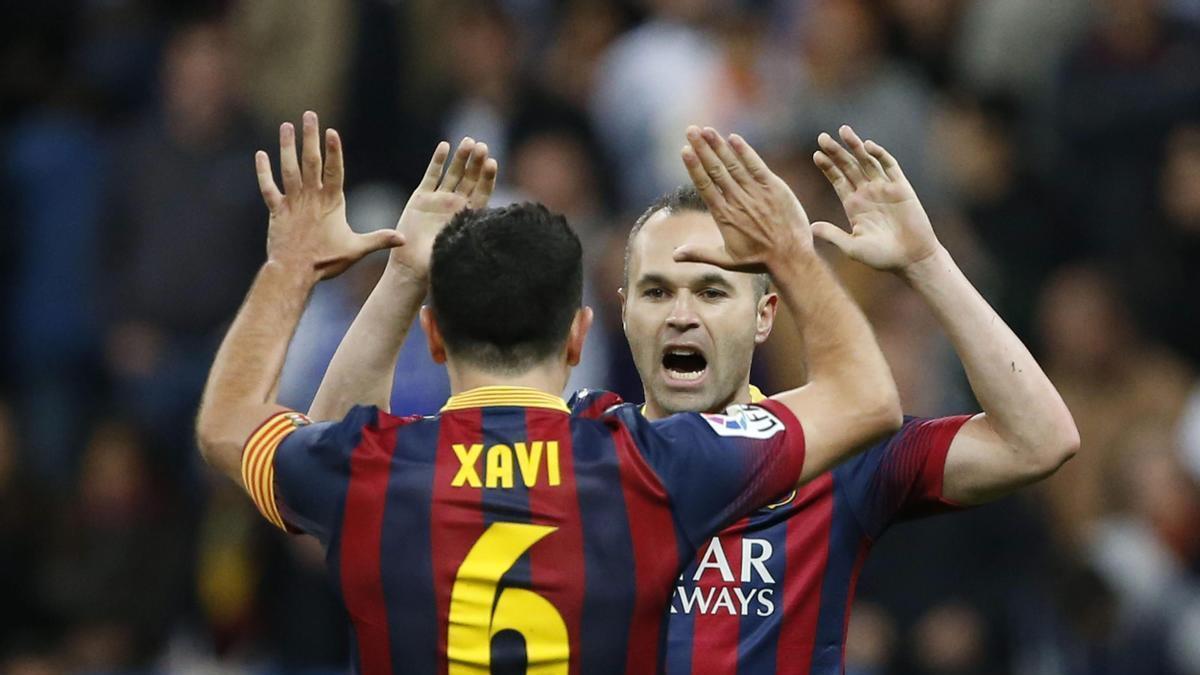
[811,126,940,271]
[257,111,404,280]
[390,138,498,278]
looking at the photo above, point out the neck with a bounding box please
[448,361,567,398]
[641,380,753,420]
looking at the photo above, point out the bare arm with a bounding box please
[307,139,498,420]
[196,111,404,485]
[812,126,1079,505]
[675,126,903,486]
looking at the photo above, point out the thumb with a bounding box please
[811,221,855,256]
[354,229,407,257]
[673,244,766,273]
[673,244,737,268]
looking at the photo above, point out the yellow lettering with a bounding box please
[486,445,514,488]
[514,442,543,487]
[547,441,560,486]
[452,444,484,487]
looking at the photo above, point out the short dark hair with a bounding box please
[430,203,583,373]
[624,185,770,296]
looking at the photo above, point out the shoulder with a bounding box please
[567,388,629,420]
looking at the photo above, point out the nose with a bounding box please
[666,293,701,332]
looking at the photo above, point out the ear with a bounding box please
[617,287,627,331]
[754,292,779,345]
[420,306,448,364]
[566,306,594,366]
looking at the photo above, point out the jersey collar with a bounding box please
[441,385,570,414]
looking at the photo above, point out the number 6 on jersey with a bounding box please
[447,522,569,674]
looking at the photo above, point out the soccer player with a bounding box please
[314,122,1080,674]
[195,111,902,674]
[633,127,1080,673]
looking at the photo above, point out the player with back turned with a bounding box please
[195,111,901,674]
[315,123,1081,673]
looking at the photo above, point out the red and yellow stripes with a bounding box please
[241,410,311,531]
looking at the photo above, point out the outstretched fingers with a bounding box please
[440,138,476,192]
[417,141,452,192]
[279,122,301,194]
[456,142,490,196]
[255,150,284,212]
[469,157,499,209]
[728,133,772,185]
[817,131,865,188]
[322,128,344,193]
[839,125,886,181]
[682,144,726,212]
[703,127,755,191]
[301,111,323,189]
[864,139,906,183]
[687,126,745,201]
[813,150,853,201]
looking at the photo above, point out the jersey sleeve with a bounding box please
[835,414,973,540]
[240,405,378,544]
[623,399,806,548]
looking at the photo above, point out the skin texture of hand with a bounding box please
[673,125,815,274]
[811,125,941,272]
[256,111,405,281]
[388,137,498,280]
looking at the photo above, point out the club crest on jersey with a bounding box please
[701,405,784,440]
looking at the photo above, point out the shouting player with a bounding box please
[195,111,902,674]
[633,125,1080,673]
[314,122,1080,674]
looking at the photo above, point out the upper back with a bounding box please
[259,386,807,674]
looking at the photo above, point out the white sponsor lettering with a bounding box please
[742,539,774,584]
[695,538,735,582]
[670,586,777,617]
[673,537,780,616]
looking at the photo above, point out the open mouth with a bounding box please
[662,347,708,383]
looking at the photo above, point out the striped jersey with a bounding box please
[661,387,972,675]
[239,386,807,674]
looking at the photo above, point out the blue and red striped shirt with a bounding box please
[659,402,972,675]
[240,386,807,674]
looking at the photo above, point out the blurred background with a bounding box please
[2,0,1200,672]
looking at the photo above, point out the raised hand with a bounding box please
[257,111,404,281]
[389,137,499,279]
[811,126,940,271]
[673,126,815,274]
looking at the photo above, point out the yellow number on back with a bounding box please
[447,522,569,674]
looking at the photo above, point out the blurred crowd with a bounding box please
[2,0,1200,672]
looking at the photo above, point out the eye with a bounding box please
[699,288,728,300]
[642,287,668,300]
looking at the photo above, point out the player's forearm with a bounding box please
[902,246,1079,461]
[195,260,314,475]
[773,252,902,441]
[197,261,317,477]
[308,265,427,420]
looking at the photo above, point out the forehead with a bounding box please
[629,210,740,282]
